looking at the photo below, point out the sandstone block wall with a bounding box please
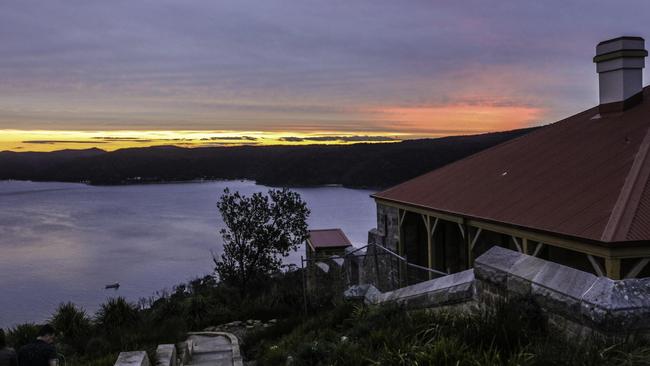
[349,246,650,340]
[475,246,650,338]
[114,351,150,366]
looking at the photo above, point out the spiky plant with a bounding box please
[50,302,92,354]
[95,297,140,349]
[6,323,39,350]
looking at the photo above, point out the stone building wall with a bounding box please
[356,203,402,291]
[375,203,400,252]
[362,229,401,291]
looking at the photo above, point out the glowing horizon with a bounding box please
[0,102,545,152]
[0,129,409,152]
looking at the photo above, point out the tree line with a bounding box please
[0,128,536,188]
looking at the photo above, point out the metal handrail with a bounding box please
[304,242,448,277]
[405,261,448,277]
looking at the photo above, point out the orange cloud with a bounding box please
[374,104,543,136]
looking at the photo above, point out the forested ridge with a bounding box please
[0,127,537,189]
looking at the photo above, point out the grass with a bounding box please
[244,297,650,366]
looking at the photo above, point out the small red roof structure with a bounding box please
[374,86,650,245]
[307,229,352,250]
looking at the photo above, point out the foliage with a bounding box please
[95,297,140,349]
[6,269,313,365]
[50,302,92,354]
[248,299,650,366]
[6,323,40,351]
[19,268,650,366]
[214,188,310,294]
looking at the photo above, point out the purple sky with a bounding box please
[1,0,649,141]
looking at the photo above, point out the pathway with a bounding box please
[186,332,243,366]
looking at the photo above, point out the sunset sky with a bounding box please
[1,0,649,151]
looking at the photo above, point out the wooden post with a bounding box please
[422,215,433,280]
[587,254,605,277]
[397,209,406,256]
[397,209,407,286]
[605,258,621,280]
[465,224,471,269]
[522,238,529,255]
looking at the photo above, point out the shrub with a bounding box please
[50,302,92,354]
[84,337,112,359]
[6,323,39,350]
[95,297,140,349]
[183,295,212,330]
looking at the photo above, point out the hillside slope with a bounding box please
[0,128,537,189]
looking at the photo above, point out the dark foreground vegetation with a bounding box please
[6,271,650,365]
[0,128,536,188]
[5,272,307,366]
[245,297,650,366]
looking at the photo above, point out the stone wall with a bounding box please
[363,229,401,291]
[375,203,399,252]
[306,255,349,304]
[347,246,650,340]
[475,246,650,339]
[114,351,150,366]
[348,269,476,311]
[114,332,241,366]
[361,203,402,291]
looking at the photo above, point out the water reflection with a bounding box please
[0,180,376,328]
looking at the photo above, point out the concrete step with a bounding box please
[185,332,242,366]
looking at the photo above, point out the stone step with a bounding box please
[185,332,242,366]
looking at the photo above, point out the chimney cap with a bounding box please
[594,36,647,63]
[594,36,647,112]
[597,36,644,47]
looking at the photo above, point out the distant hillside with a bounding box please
[0,128,537,189]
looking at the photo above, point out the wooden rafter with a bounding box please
[587,254,605,277]
[532,242,544,257]
[398,209,407,228]
[625,258,650,279]
[431,217,439,236]
[469,228,482,251]
[511,236,523,253]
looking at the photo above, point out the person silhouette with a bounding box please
[0,329,17,366]
[17,325,58,366]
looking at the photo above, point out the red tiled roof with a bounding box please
[308,229,352,249]
[373,87,650,245]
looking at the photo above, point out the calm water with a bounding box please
[0,180,376,328]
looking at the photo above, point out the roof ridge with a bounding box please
[601,126,650,242]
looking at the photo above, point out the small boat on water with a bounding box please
[105,282,120,290]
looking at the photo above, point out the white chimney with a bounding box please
[594,36,647,113]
